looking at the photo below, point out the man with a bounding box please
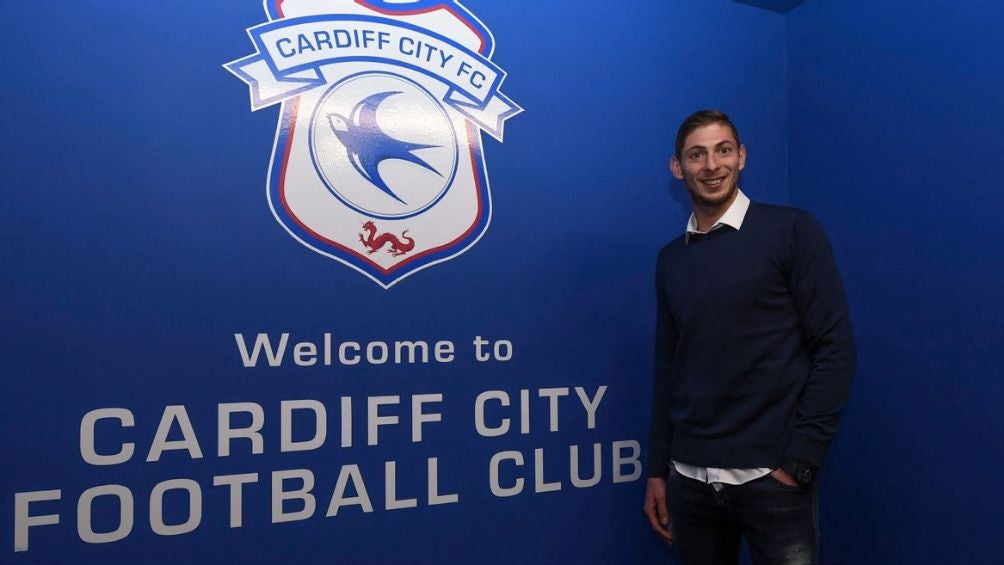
[643,110,855,565]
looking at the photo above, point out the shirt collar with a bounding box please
[685,189,751,244]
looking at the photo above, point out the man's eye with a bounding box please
[689,151,704,160]
[718,147,732,155]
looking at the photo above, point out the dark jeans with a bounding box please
[666,466,819,565]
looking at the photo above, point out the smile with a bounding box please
[700,177,726,187]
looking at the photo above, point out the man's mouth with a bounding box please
[700,176,726,187]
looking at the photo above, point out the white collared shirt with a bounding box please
[673,189,772,486]
[684,189,751,244]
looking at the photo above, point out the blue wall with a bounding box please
[1,1,789,563]
[787,1,1004,563]
[9,1,1000,564]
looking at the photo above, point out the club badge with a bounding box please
[226,0,521,287]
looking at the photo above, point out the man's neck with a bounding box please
[692,189,739,232]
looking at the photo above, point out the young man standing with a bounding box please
[643,110,855,565]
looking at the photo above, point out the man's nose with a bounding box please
[703,154,718,171]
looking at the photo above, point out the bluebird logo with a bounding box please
[310,74,459,219]
[225,0,521,288]
[324,90,443,206]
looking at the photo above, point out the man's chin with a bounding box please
[689,185,737,209]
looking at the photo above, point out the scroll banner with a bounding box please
[226,14,521,140]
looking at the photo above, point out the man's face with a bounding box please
[670,123,746,208]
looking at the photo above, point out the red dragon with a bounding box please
[359,221,415,256]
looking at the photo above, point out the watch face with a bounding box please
[795,466,814,485]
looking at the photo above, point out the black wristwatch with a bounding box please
[781,460,816,486]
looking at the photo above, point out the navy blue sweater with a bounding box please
[647,203,855,476]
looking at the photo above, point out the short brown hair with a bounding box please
[675,109,741,159]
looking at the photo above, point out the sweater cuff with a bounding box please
[646,440,671,478]
[783,433,828,470]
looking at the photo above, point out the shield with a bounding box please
[226,0,521,287]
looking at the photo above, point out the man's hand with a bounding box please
[643,477,673,543]
[771,467,799,487]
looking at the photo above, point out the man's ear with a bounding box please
[738,144,747,171]
[669,156,684,180]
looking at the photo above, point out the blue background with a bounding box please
[1,1,999,564]
[787,1,1004,563]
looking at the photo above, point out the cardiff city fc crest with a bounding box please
[226,0,521,288]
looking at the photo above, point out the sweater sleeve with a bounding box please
[783,213,856,469]
[647,252,678,477]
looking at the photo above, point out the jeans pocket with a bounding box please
[767,473,804,493]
